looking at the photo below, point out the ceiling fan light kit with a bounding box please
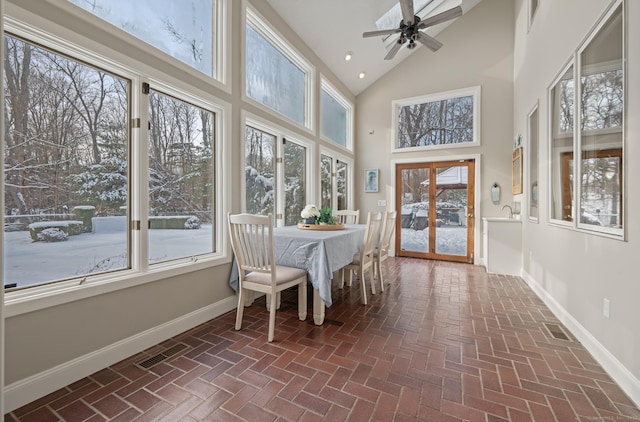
[363,0,462,60]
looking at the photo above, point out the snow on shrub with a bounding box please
[37,228,69,242]
[184,216,201,230]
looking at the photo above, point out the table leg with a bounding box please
[313,289,325,325]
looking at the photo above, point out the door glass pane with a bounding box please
[3,35,129,288]
[320,155,332,209]
[148,90,214,264]
[244,126,276,216]
[434,166,468,256]
[69,0,215,77]
[284,141,306,225]
[399,168,430,253]
[336,160,348,210]
[529,107,539,219]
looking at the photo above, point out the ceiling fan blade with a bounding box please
[399,0,415,25]
[384,39,404,60]
[417,32,443,52]
[363,28,401,38]
[418,5,463,29]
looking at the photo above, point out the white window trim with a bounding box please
[241,112,315,227]
[391,85,481,153]
[528,0,539,31]
[3,13,233,316]
[320,76,354,152]
[56,0,230,91]
[243,3,315,132]
[526,101,539,223]
[319,147,355,211]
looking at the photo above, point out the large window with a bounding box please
[148,89,215,264]
[244,119,310,226]
[68,0,223,80]
[245,8,312,128]
[320,78,352,149]
[528,104,539,221]
[392,86,481,151]
[3,17,226,298]
[3,34,130,289]
[548,2,623,235]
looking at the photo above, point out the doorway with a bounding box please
[395,160,475,263]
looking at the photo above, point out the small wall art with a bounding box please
[364,168,379,193]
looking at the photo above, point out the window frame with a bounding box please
[243,4,315,131]
[391,85,481,153]
[3,13,232,316]
[528,0,540,31]
[318,147,354,211]
[241,113,314,227]
[527,101,539,223]
[320,76,353,152]
[546,0,625,239]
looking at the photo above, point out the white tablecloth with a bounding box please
[229,224,365,307]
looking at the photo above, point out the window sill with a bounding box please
[4,254,231,317]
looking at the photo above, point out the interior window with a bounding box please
[3,34,130,289]
[528,105,539,220]
[320,154,332,209]
[283,140,307,226]
[320,78,352,149]
[244,125,276,217]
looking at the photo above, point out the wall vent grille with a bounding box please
[137,342,189,369]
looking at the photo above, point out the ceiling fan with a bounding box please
[363,0,463,60]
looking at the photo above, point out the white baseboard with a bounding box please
[521,270,640,408]
[4,296,238,413]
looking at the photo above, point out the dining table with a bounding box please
[229,223,366,325]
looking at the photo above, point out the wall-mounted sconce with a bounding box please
[491,183,500,205]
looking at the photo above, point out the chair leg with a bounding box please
[339,269,345,288]
[377,256,385,293]
[359,267,368,305]
[235,288,245,331]
[298,281,307,320]
[348,269,353,286]
[268,292,277,342]
[369,260,377,296]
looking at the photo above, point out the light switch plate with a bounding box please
[377,200,387,207]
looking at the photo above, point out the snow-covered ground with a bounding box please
[5,221,467,289]
[4,225,213,288]
[400,226,467,255]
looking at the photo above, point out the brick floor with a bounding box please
[6,258,640,421]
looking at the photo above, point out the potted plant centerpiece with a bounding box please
[318,207,336,225]
[300,204,320,224]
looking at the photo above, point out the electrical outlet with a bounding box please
[377,200,387,207]
[603,298,610,319]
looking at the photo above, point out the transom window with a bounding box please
[548,1,623,236]
[320,77,353,149]
[245,7,313,128]
[68,0,223,80]
[392,86,481,152]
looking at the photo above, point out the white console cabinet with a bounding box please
[482,218,522,276]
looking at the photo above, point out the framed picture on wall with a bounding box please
[364,168,379,193]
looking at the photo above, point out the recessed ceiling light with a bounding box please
[358,71,366,79]
[344,51,353,61]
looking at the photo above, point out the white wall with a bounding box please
[355,0,516,256]
[513,0,640,403]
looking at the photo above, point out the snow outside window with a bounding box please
[284,141,307,226]
[320,78,352,149]
[245,8,311,128]
[68,0,217,79]
[245,126,277,218]
[3,34,130,289]
[148,90,215,264]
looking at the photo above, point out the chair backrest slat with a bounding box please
[228,213,274,275]
[379,210,397,252]
[361,212,383,258]
[334,209,360,224]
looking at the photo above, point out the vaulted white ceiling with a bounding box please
[265,0,484,96]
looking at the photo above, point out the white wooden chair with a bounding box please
[374,210,397,292]
[333,209,360,224]
[228,213,307,342]
[340,211,383,305]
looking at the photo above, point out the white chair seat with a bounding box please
[245,266,307,285]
